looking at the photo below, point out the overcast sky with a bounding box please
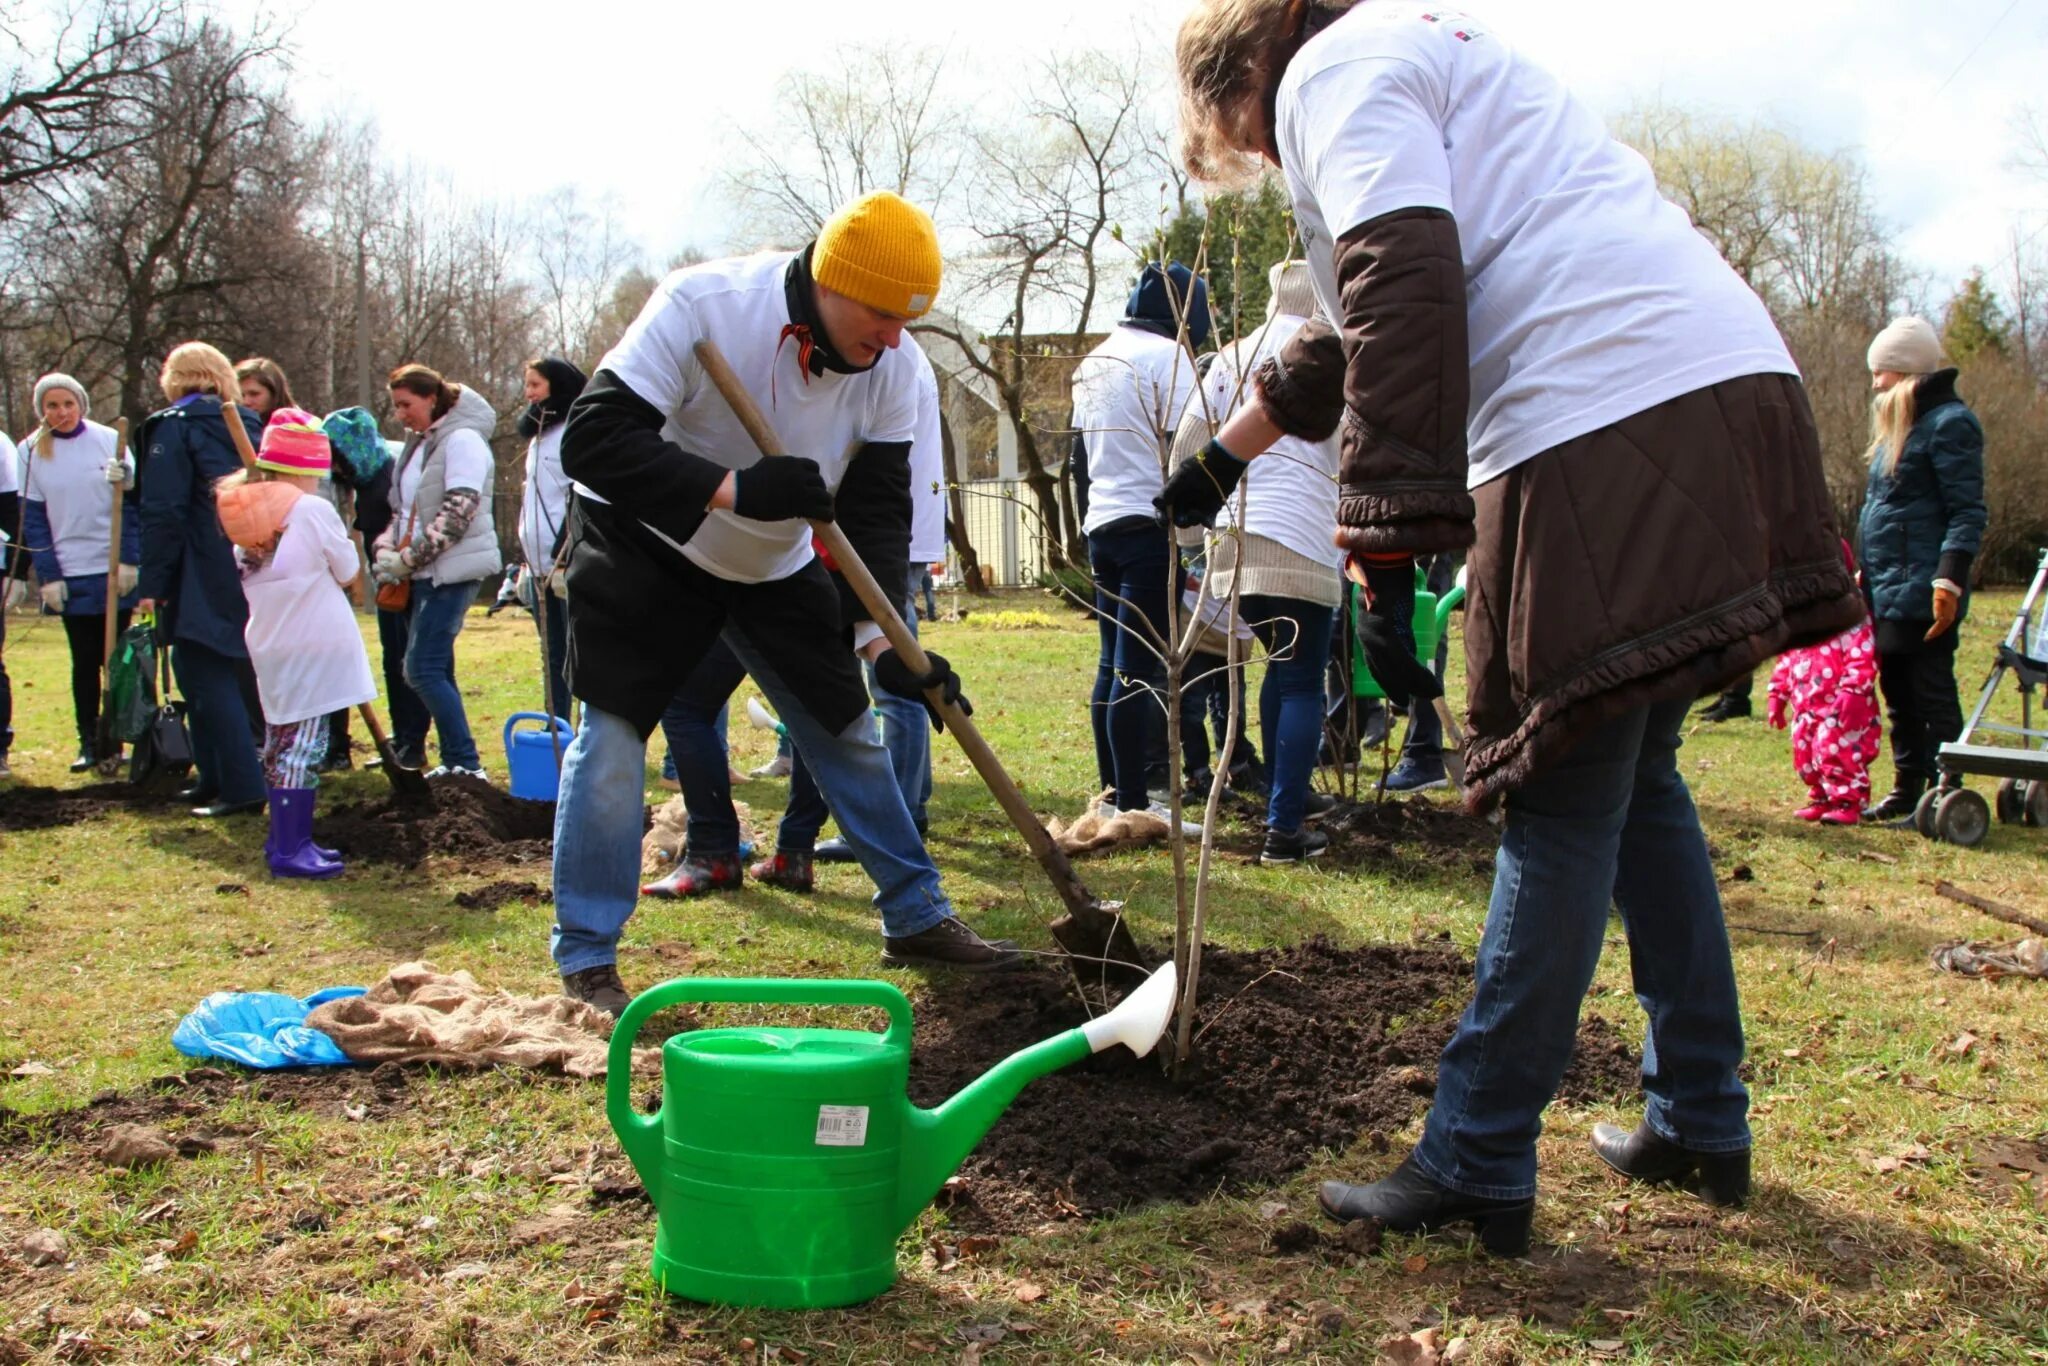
[244,0,2048,310]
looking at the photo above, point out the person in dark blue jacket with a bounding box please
[1856,317,1988,823]
[137,342,267,817]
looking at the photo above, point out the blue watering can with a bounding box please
[503,711,573,801]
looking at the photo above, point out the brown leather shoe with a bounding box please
[561,963,632,1019]
[882,916,1023,972]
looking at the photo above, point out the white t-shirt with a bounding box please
[584,250,922,584]
[1073,325,1202,535]
[239,494,377,725]
[1276,2,1797,489]
[519,423,570,572]
[0,432,17,496]
[904,336,946,564]
[1191,312,1344,569]
[392,428,492,530]
[22,421,128,578]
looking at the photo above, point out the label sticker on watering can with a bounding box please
[814,1105,870,1147]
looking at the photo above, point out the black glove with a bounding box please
[1154,438,1249,528]
[1356,604,1443,710]
[872,647,973,733]
[732,457,834,523]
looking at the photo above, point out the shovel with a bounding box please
[693,339,1145,977]
[93,417,131,775]
[224,402,430,801]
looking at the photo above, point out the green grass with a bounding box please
[2,590,2047,1363]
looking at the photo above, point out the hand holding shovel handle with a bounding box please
[693,340,1140,970]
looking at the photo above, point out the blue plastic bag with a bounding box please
[171,986,367,1069]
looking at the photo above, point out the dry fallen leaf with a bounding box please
[8,1060,55,1078]
[1402,1253,1429,1275]
[1946,1031,1980,1057]
[1012,1281,1045,1304]
[1377,1326,1443,1364]
[957,1234,1002,1260]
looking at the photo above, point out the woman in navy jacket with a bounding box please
[137,342,267,817]
[1855,318,1988,823]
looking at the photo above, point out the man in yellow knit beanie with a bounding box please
[548,189,1018,1017]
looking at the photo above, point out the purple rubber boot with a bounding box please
[265,788,339,863]
[267,789,343,880]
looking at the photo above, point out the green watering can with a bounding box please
[606,961,1179,1309]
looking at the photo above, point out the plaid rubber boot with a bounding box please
[640,850,744,899]
[748,849,814,893]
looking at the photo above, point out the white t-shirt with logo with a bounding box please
[1192,311,1344,570]
[584,250,921,584]
[240,494,378,725]
[1276,2,1797,489]
[1073,325,1202,535]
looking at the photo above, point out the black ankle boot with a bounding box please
[1865,776,1927,825]
[1317,1156,1534,1257]
[1590,1121,1750,1208]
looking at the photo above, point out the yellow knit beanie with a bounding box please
[812,191,942,319]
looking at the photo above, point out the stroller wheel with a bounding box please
[1996,778,2024,825]
[1935,788,1990,848]
[2024,781,2048,829]
[1913,788,1942,839]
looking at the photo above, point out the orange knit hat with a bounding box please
[812,191,942,319]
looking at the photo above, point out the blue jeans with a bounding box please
[658,639,748,855]
[376,603,430,756]
[1413,697,1750,1199]
[551,637,953,973]
[172,639,265,804]
[1089,518,1172,810]
[784,605,932,847]
[1240,594,1333,831]
[403,577,482,771]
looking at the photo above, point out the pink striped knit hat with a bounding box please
[256,407,332,475]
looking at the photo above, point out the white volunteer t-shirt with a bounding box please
[904,336,946,564]
[583,250,921,584]
[22,421,127,578]
[0,432,17,497]
[239,494,378,725]
[519,423,570,572]
[393,428,492,530]
[1277,2,1797,489]
[1073,325,1202,535]
[1192,312,1343,570]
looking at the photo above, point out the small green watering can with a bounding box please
[607,960,1178,1309]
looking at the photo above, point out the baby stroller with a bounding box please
[1915,548,2048,846]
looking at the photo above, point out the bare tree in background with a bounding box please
[0,0,185,217]
[725,44,963,243]
[531,186,640,369]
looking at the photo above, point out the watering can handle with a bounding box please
[605,978,916,1194]
[503,710,569,746]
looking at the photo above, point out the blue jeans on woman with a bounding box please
[1240,593,1334,832]
[552,626,952,975]
[1412,696,1750,1199]
[403,577,482,772]
[172,639,264,804]
[1088,517,1172,812]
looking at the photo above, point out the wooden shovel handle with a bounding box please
[692,339,1101,923]
[102,417,130,669]
[223,401,259,470]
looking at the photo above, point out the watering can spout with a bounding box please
[894,961,1177,1231]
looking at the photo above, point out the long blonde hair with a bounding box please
[1866,379,1920,477]
[1176,0,1359,183]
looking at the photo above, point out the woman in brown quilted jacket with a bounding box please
[1164,0,1863,1254]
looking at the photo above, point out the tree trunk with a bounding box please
[938,412,989,594]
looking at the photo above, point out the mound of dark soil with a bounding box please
[0,780,181,832]
[1316,794,1500,878]
[910,938,1639,1231]
[454,879,551,911]
[0,1065,418,1152]
[322,774,556,868]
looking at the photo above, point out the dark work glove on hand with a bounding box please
[733,457,834,522]
[873,648,973,733]
[1356,607,1443,710]
[1154,438,1249,528]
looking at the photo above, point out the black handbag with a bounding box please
[131,640,194,786]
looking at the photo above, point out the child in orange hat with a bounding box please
[216,409,377,878]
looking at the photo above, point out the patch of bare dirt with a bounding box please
[0,781,182,832]
[453,880,550,911]
[321,775,558,868]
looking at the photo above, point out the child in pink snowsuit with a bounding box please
[1768,605,1880,825]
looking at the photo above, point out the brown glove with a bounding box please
[1926,580,1961,641]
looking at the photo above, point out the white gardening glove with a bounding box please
[40,580,67,612]
[116,564,138,596]
[373,546,413,582]
[102,459,130,487]
[547,566,567,599]
[4,578,25,612]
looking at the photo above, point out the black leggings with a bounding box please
[62,610,130,746]
[1876,627,1963,785]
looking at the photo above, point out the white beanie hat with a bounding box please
[1266,259,1319,322]
[1867,317,1942,376]
[33,372,89,419]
